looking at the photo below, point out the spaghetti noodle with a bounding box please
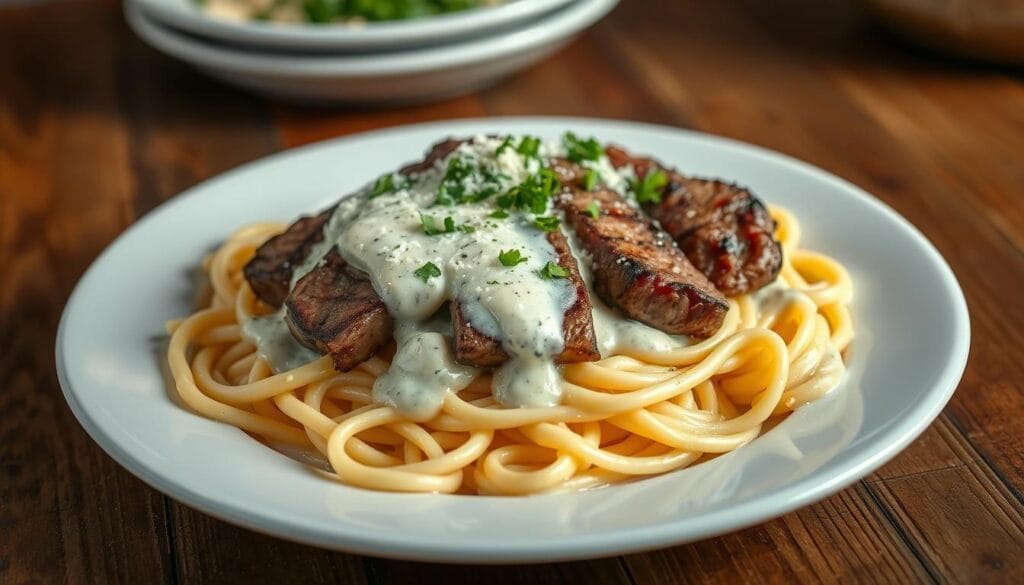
[167,205,853,495]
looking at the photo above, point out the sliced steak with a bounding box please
[451,231,601,367]
[244,208,333,307]
[400,138,465,175]
[557,188,728,338]
[605,145,783,295]
[285,248,393,372]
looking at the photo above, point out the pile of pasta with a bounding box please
[167,207,853,495]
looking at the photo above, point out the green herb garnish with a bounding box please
[414,262,441,282]
[421,213,474,235]
[516,136,542,159]
[370,173,402,198]
[497,168,560,214]
[434,156,504,205]
[582,169,599,191]
[420,213,444,235]
[498,249,528,267]
[538,261,570,279]
[489,209,509,219]
[563,132,603,163]
[532,215,561,232]
[495,136,514,156]
[585,201,601,219]
[632,169,669,204]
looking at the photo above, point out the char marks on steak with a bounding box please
[557,187,729,338]
[285,248,393,372]
[451,231,601,367]
[244,208,333,307]
[605,146,782,296]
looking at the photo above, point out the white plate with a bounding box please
[125,0,616,105]
[56,117,969,563]
[134,0,573,52]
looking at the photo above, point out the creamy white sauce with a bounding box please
[241,309,321,373]
[244,135,690,418]
[372,323,477,421]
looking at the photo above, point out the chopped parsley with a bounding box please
[585,201,601,219]
[495,136,514,156]
[582,169,599,191]
[420,213,473,235]
[532,215,561,232]
[434,156,505,205]
[488,209,509,219]
[420,213,445,235]
[632,168,669,204]
[538,261,570,279]
[516,136,542,159]
[497,168,560,214]
[414,262,441,282]
[498,249,528,267]
[370,173,406,198]
[563,132,603,163]
[434,157,474,205]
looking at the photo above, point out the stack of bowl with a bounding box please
[126,0,619,104]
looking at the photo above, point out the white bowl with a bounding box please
[125,0,617,105]
[135,0,574,52]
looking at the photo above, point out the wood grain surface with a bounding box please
[2,0,1023,583]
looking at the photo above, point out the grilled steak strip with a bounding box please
[556,187,729,338]
[244,208,333,307]
[400,138,464,175]
[451,231,601,367]
[285,248,393,371]
[604,146,783,295]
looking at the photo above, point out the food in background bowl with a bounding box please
[198,0,505,25]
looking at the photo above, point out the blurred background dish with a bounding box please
[135,0,574,51]
[863,0,1024,64]
[125,0,617,104]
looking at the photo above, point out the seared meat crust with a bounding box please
[556,187,728,338]
[605,146,782,295]
[285,248,393,372]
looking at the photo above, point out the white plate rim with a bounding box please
[55,116,971,562]
[133,0,574,51]
[127,0,616,76]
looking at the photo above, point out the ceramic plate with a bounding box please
[56,118,969,563]
[125,0,617,104]
[133,0,574,52]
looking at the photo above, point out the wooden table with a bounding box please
[3,0,1023,582]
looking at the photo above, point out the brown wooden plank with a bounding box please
[868,416,1024,582]
[625,484,930,584]
[171,511,370,584]
[0,2,173,584]
[367,558,632,585]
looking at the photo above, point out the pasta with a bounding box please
[166,206,853,495]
